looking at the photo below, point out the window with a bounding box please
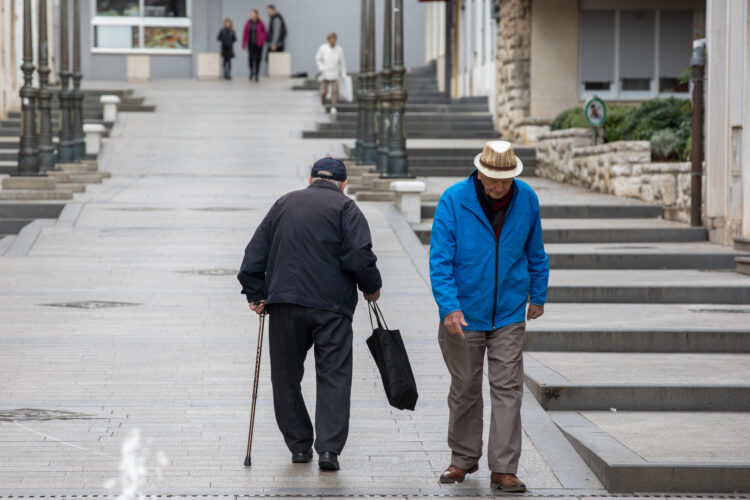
[579,7,693,99]
[91,0,190,54]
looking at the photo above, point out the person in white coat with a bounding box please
[316,33,347,114]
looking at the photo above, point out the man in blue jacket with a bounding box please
[238,158,382,471]
[429,141,549,492]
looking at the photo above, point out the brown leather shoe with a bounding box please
[439,464,479,484]
[490,473,526,492]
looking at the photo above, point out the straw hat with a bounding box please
[474,140,523,179]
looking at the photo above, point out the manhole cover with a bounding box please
[192,207,253,212]
[107,207,170,211]
[689,307,750,314]
[180,268,236,276]
[41,301,140,309]
[0,408,95,422]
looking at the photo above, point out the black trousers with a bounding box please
[268,303,353,455]
[222,57,231,78]
[248,45,263,78]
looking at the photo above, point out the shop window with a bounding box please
[92,0,191,53]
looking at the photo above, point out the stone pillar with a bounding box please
[58,0,76,163]
[361,0,378,164]
[17,0,40,176]
[72,0,85,158]
[100,95,121,123]
[376,0,393,174]
[37,0,56,171]
[83,123,106,155]
[495,0,531,139]
[386,0,409,177]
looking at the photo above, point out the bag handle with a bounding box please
[368,302,389,330]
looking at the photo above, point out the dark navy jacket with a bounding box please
[238,182,382,318]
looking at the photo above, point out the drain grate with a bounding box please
[0,408,95,422]
[180,268,236,276]
[689,306,750,314]
[41,301,140,309]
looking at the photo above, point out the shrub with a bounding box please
[550,107,588,130]
[550,104,632,143]
[650,129,681,161]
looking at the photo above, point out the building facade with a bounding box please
[705,0,750,243]
[81,0,427,81]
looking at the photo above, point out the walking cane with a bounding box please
[244,309,266,467]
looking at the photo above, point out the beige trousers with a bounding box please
[320,79,339,109]
[438,321,525,474]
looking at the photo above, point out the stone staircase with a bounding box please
[300,63,499,141]
[412,176,750,492]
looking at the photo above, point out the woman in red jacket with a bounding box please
[242,9,267,81]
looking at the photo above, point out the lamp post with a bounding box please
[690,38,706,227]
[386,0,408,177]
[38,0,55,171]
[375,0,392,174]
[58,0,76,163]
[72,0,85,159]
[17,0,40,175]
[354,0,367,161]
[361,0,378,164]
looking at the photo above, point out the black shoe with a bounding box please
[291,449,313,464]
[318,452,339,471]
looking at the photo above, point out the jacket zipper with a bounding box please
[491,236,499,330]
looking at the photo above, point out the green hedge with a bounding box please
[549,98,692,160]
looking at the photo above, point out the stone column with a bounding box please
[72,0,85,158]
[386,0,408,177]
[376,0,393,174]
[58,0,76,163]
[37,0,56,171]
[354,0,367,161]
[17,0,40,175]
[361,0,378,164]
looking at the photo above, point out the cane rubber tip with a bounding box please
[244,456,252,467]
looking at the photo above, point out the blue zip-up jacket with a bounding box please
[429,175,549,331]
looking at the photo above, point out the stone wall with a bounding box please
[537,130,697,222]
[495,0,531,140]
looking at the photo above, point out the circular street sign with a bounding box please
[584,96,607,128]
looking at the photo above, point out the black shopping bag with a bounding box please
[366,302,419,411]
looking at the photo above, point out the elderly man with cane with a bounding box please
[238,158,382,471]
[429,141,549,492]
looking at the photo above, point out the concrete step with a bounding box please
[420,202,662,220]
[0,202,65,218]
[545,242,745,269]
[737,256,750,276]
[546,269,750,304]
[525,328,750,352]
[0,218,32,233]
[735,236,750,252]
[525,352,750,411]
[0,161,15,174]
[552,412,750,493]
[334,103,489,113]
[331,114,494,124]
[410,165,536,177]
[67,173,103,184]
[303,129,498,139]
[0,189,73,200]
[56,182,86,193]
[414,218,708,245]
[355,191,395,202]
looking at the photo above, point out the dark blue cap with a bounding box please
[311,157,347,181]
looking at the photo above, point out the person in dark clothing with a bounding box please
[238,158,382,472]
[217,19,237,79]
[266,5,287,55]
[242,9,267,81]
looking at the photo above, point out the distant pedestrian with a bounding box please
[217,19,237,80]
[316,32,347,115]
[242,9,267,81]
[237,158,382,472]
[430,141,549,492]
[266,4,287,54]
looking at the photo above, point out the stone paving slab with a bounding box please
[0,79,596,496]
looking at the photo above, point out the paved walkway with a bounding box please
[0,79,605,496]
